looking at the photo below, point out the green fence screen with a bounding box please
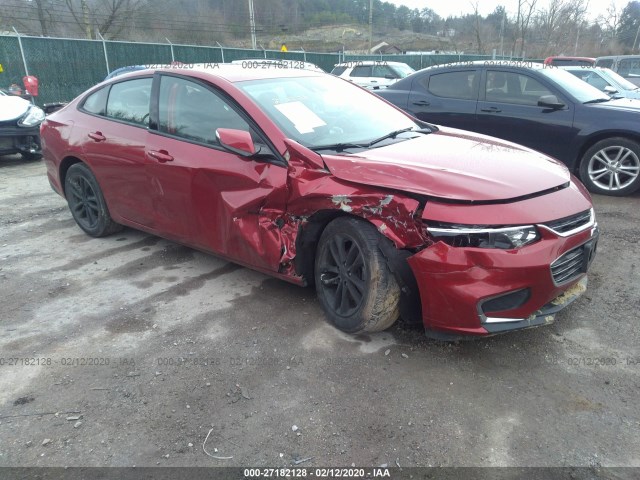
[0,34,524,106]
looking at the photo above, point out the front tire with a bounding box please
[579,138,640,196]
[64,163,122,237]
[314,217,400,333]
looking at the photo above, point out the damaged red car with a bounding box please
[41,65,599,339]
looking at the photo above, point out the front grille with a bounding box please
[551,246,586,284]
[543,210,592,235]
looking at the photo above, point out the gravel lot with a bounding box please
[0,156,639,471]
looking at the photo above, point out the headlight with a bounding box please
[427,224,540,249]
[18,106,46,127]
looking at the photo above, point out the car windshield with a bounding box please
[391,64,415,78]
[599,68,639,90]
[538,67,611,103]
[237,75,418,149]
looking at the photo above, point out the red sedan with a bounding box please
[40,64,598,339]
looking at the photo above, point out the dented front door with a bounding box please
[146,74,288,271]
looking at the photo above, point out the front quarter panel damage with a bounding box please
[275,158,430,283]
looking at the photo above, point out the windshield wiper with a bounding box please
[310,142,367,152]
[311,126,433,153]
[364,127,417,147]
[583,98,612,104]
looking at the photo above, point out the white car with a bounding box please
[0,91,45,159]
[230,59,325,73]
[562,66,640,100]
[331,61,415,89]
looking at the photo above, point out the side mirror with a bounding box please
[216,128,256,157]
[604,85,618,95]
[538,95,565,109]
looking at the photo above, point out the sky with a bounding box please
[389,0,624,20]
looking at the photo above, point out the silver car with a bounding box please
[563,66,640,99]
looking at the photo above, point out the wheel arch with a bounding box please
[59,156,84,197]
[575,131,640,172]
[294,209,423,324]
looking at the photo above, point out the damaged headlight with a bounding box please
[18,105,45,127]
[427,223,539,249]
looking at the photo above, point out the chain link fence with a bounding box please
[1,34,517,106]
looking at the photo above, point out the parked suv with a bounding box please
[595,55,640,86]
[331,60,414,89]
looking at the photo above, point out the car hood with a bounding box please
[0,96,31,122]
[594,97,640,111]
[321,127,571,202]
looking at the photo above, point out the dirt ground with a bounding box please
[0,155,639,471]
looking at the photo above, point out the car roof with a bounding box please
[544,56,595,61]
[112,63,323,83]
[560,66,606,71]
[419,60,545,71]
[596,54,640,60]
[333,61,409,67]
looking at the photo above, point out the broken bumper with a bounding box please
[407,224,599,339]
[0,125,41,156]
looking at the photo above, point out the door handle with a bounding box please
[412,100,430,106]
[88,131,106,142]
[480,107,502,113]
[148,150,174,163]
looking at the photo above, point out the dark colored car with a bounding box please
[41,65,597,339]
[376,61,640,196]
[0,90,45,159]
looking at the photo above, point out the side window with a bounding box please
[82,87,109,115]
[372,65,395,78]
[158,76,251,146]
[105,78,152,126]
[331,66,347,76]
[350,66,372,77]
[425,71,478,100]
[486,71,552,106]
[618,59,640,77]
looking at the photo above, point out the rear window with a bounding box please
[350,66,373,77]
[425,70,478,100]
[105,78,152,126]
[81,87,109,115]
[596,59,614,69]
[331,66,347,76]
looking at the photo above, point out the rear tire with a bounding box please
[64,163,122,237]
[579,138,640,196]
[314,217,400,333]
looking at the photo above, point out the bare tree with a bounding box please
[513,0,538,57]
[470,2,484,53]
[535,0,589,56]
[64,0,144,39]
